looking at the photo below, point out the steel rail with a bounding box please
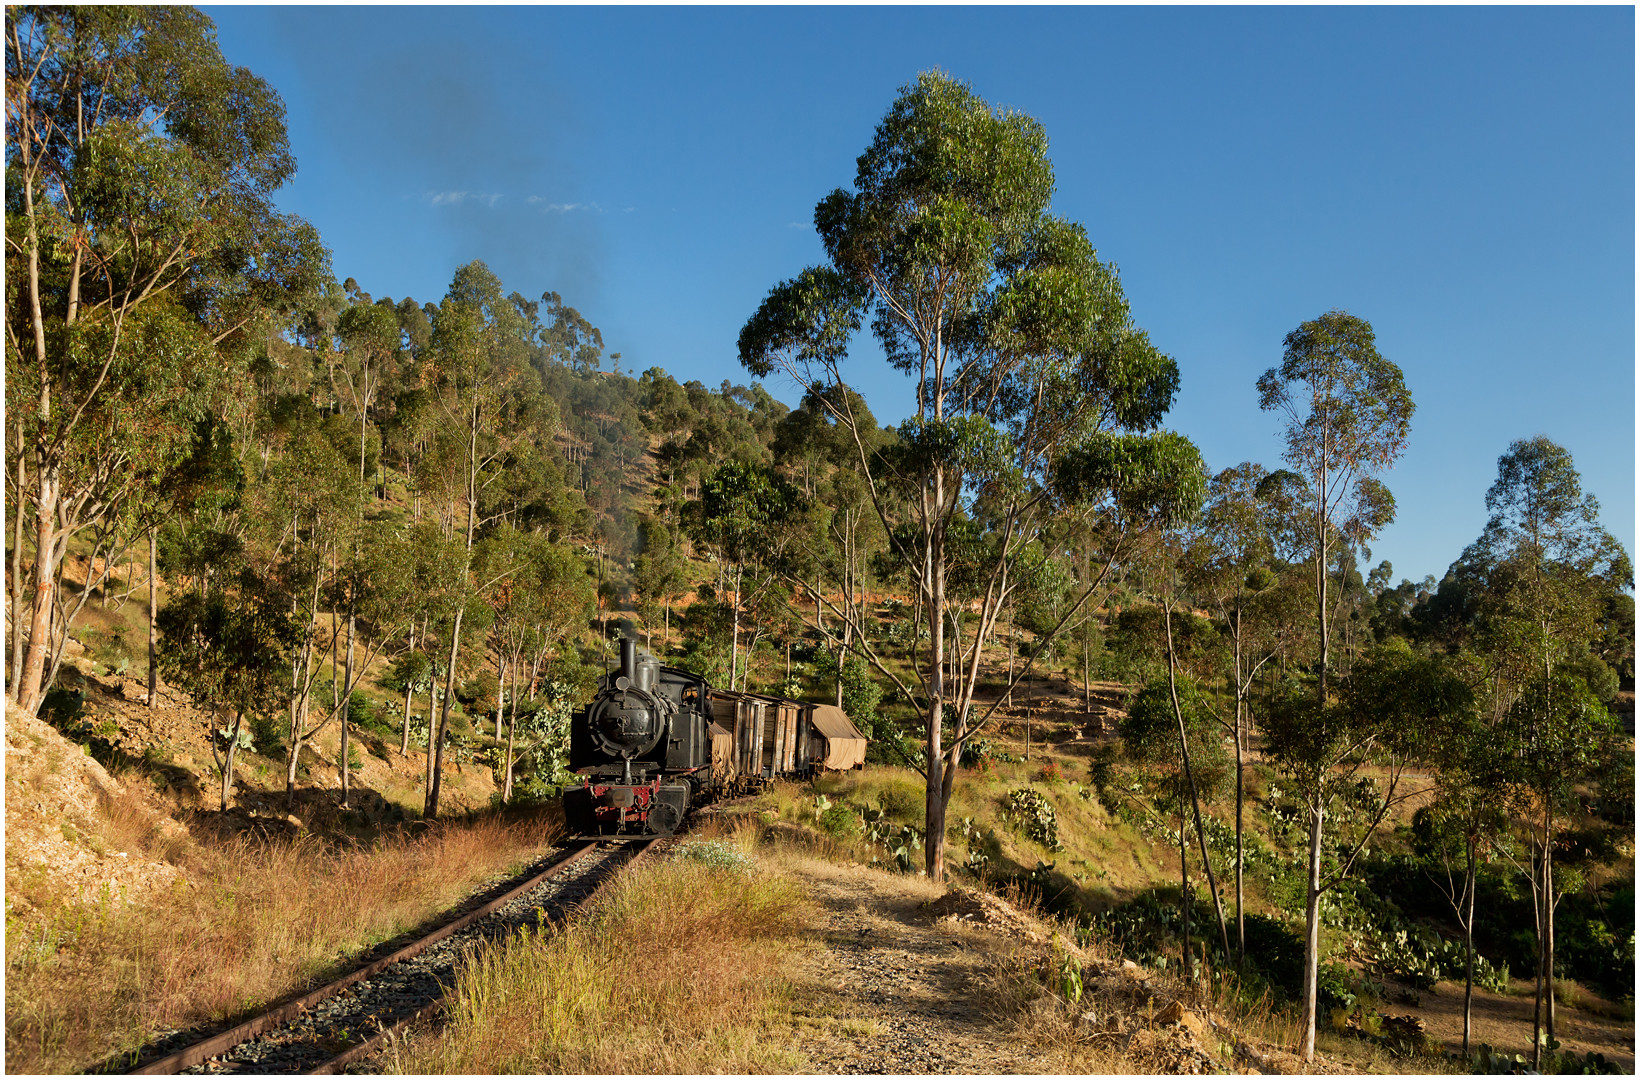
[127,841,600,1076]
[303,836,661,1075]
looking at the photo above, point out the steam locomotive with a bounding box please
[562,637,867,835]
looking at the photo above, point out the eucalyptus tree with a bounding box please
[1119,673,1233,977]
[1415,703,1511,1057]
[1181,461,1292,965]
[633,514,687,649]
[5,5,326,714]
[1257,311,1413,705]
[422,262,538,818]
[687,461,799,691]
[1460,437,1631,1062]
[1263,644,1464,1061]
[772,386,891,699]
[335,297,401,486]
[1256,311,1414,1059]
[156,564,301,812]
[126,415,243,709]
[251,408,363,808]
[740,71,1202,879]
[330,520,417,807]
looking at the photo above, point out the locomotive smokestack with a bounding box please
[620,636,636,684]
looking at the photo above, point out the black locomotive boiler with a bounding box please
[562,637,708,836]
[562,637,868,836]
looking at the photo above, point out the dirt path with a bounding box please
[782,858,1058,1073]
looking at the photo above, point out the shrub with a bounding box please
[39,686,86,729]
[670,839,757,874]
[1036,760,1064,784]
[862,809,923,872]
[1315,961,1358,1013]
[876,779,922,821]
[960,737,995,771]
[817,804,861,839]
[1004,788,1062,851]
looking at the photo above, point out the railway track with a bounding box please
[120,837,659,1076]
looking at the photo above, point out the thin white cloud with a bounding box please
[426,191,503,207]
[526,196,603,213]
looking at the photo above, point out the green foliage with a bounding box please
[39,687,86,730]
[817,804,862,840]
[1003,788,1062,851]
[874,778,922,821]
[1313,961,1360,1014]
[837,655,883,739]
[457,671,500,717]
[156,569,302,733]
[861,809,923,872]
[346,691,391,738]
[1322,879,1511,992]
[688,461,799,569]
[1055,942,1084,1004]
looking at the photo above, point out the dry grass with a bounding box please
[5,784,560,1074]
[391,837,813,1074]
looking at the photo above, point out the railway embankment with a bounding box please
[3,702,561,1074]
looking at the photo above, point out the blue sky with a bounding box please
[205,6,1634,587]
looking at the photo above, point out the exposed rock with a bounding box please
[6,705,187,906]
[1157,998,1204,1035]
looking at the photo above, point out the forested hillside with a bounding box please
[6,8,1631,1075]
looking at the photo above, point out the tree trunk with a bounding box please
[1463,835,1477,1056]
[1532,850,1545,1067]
[426,606,464,819]
[732,564,741,692]
[1299,798,1325,1061]
[496,653,506,740]
[1543,803,1557,1052]
[1235,717,1246,969]
[1006,609,1014,710]
[924,525,948,880]
[401,680,415,755]
[10,431,28,693]
[340,605,355,808]
[285,575,320,810]
[424,676,437,797]
[220,710,244,813]
[147,527,159,709]
[1233,606,1246,968]
[400,625,416,756]
[17,462,59,714]
[1180,806,1192,978]
[503,657,519,804]
[1082,631,1091,710]
[1165,603,1232,967]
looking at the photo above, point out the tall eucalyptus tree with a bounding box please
[1257,311,1416,1060]
[740,71,1202,879]
[5,5,325,713]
